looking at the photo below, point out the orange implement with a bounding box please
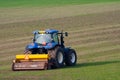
[12,54,49,71]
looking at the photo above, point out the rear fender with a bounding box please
[64,48,70,54]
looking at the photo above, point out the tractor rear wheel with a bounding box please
[54,48,64,68]
[65,49,77,66]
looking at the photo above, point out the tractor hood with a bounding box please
[26,42,58,50]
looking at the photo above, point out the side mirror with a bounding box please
[65,32,68,36]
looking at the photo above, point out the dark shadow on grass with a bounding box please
[64,60,120,68]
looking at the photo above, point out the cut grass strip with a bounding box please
[67,31,120,45]
[0,2,120,24]
[68,26,120,39]
[79,48,120,59]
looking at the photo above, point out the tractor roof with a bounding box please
[33,29,59,34]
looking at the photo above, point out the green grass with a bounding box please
[0,60,119,80]
[0,0,120,8]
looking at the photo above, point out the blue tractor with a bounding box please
[12,29,77,70]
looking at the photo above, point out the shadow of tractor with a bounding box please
[74,61,120,68]
[66,60,120,68]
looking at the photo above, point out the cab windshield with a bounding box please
[34,34,52,44]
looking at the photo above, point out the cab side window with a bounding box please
[53,33,59,43]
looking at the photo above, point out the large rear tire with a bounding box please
[54,48,64,68]
[65,49,77,66]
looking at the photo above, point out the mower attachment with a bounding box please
[12,54,49,71]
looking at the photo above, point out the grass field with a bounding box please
[0,0,120,8]
[0,0,120,80]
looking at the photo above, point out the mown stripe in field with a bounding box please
[0,40,30,50]
[87,53,120,62]
[78,53,120,63]
[69,25,120,36]
[68,26,120,40]
[0,36,32,43]
[0,47,24,55]
[0,2,120,24]
[68,24,120,33]
[77,44,120,56]
[1,24,119,46]
[72,39,120,48]
[66,31,120,46]
[79,48,120,61]
[0,9,120,41]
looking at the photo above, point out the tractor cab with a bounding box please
[33,29,59,46]
[25,29,67,54]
